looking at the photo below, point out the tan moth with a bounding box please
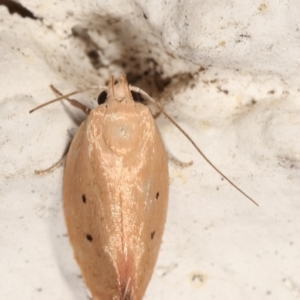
[64,75,169,300]
[30,75,257,300]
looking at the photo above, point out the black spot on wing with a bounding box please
[151,231,155,239]
[86,234,93,242]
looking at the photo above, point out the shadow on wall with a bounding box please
[71,13,173,96]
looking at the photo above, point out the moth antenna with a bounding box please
[29,85,106,113]
[49,85,92,115]
[109,75,115,97]
[130,86,259,206]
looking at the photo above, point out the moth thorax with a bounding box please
[102,115,139,156]
[109,83,133,104]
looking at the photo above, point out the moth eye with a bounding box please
[97,91,107,105]
[131,91,145,103]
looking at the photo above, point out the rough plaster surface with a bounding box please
[1,1,299,300]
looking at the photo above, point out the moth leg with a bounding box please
[35,85,88,175]
[152,108,162,119]
[168,152,193,168]
[50,85,91,115]
[35,155,65,175]
[35,142,70,175]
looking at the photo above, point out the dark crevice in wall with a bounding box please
[0,0,38,19]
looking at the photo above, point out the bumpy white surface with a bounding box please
[1,1,300,300]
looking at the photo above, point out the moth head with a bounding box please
[105,75,133,104]
[97,75,145,106]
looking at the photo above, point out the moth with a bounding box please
[30,75,257,300]
[64,75,168,300]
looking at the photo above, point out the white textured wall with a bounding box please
[1,1,300,299]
